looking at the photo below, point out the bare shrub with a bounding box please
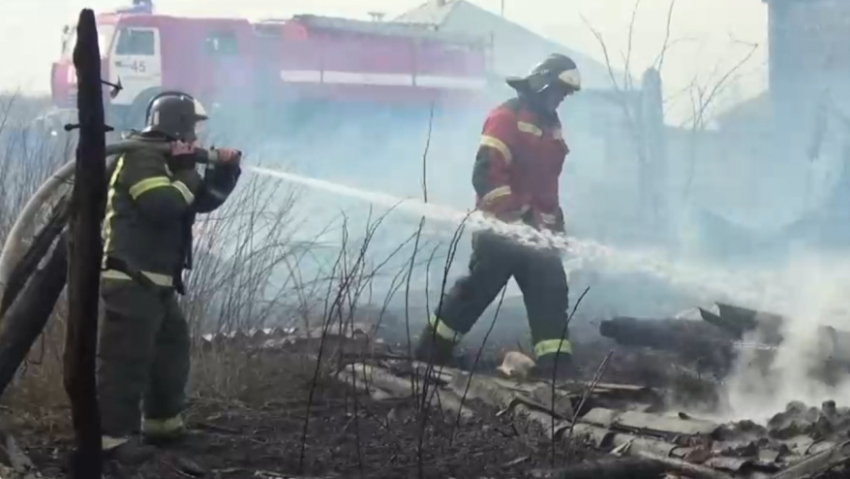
[0,95,471,475]
[0,93,76,430]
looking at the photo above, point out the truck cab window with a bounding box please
[204,31,238,56]
[115,29,155,56]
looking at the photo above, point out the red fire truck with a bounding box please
[50,0,494,130]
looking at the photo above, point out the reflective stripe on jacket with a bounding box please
[101,140,202,281]
[472,97,568,227]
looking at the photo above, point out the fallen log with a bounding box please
[634,450,736,479]
[701,302,850,359]
[0,198,69,317]
[714,303,783,339]
[532,453,735,479]
[599,317,736,373]
[602,309,850,386]
[530,457,671,479]
[0,238,68,398]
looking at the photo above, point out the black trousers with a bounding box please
[97,279,190,438]
[432,230,571,358]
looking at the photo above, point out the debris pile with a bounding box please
[600,302,850,386]
[333,353,850,478]
[176,302,850,477]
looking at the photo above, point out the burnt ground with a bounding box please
[18,350,598,479]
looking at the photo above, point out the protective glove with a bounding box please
[537,207,565,234]
[536,208,567,255]
[482,193,528,225]
[168,140,199,171]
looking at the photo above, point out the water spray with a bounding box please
[246,165,802,314]
[0,147,831,322]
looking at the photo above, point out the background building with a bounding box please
[395,0,617,89]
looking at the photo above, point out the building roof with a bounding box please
[395,0,622,89]
[714,91,772,129]
[287,14,487,45]
[395,0,458,25]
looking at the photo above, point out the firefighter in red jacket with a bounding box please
[415,54,580,377]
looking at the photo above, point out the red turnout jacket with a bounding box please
[472,97,568,232]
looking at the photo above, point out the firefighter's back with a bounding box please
[103,140,192,283]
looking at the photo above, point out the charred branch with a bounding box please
[0,237,67,399]
[599,316,736,375]
[0,198,69,317]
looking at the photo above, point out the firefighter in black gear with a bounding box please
[98,91,241,464]
[414,54,581,378]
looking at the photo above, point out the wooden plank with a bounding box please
[582,408,720,437]
[769,439,850,479]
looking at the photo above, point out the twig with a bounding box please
[404,217,427,402]
[449,284,508,445]
[300,211,393,472]
[681,40,759,199]
[653,0,678,73]
[623,0,643,92]
[416,214,468,479]
[550,285,590,465]
[564,349,614,459]
[421,102,434,204]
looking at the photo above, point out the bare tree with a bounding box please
[680,37,759,200]
[581,0,760,233]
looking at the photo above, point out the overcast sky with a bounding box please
[1,0,768,116]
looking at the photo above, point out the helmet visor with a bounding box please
[192,98,209,143]
[556,68,581,92]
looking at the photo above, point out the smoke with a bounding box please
[716,250,850,422]
[196,31,850,413]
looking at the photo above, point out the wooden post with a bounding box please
[64,8,107,478]
[639,68,667,238]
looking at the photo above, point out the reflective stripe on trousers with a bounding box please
[428,316,463,342]
[143,415,185,436]
[534,339,572,358]
[102,436,129,451]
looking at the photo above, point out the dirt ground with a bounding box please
[16,350,596,479]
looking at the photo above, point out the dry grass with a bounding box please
[0,93,531,479]
[0,95,446,440]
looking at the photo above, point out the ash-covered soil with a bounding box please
[21,353,596,479]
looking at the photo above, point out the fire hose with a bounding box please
[0,140,232,303]
[0,140,236,399]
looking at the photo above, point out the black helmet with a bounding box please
[506,53,582,94]
[142,91,208,142]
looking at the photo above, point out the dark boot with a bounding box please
[413,325,457,366]
[531,353,574,381]
[102,436,157,465]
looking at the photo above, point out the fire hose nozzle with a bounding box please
[203,148,243,165]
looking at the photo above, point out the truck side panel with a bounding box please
[271,21,488,105]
